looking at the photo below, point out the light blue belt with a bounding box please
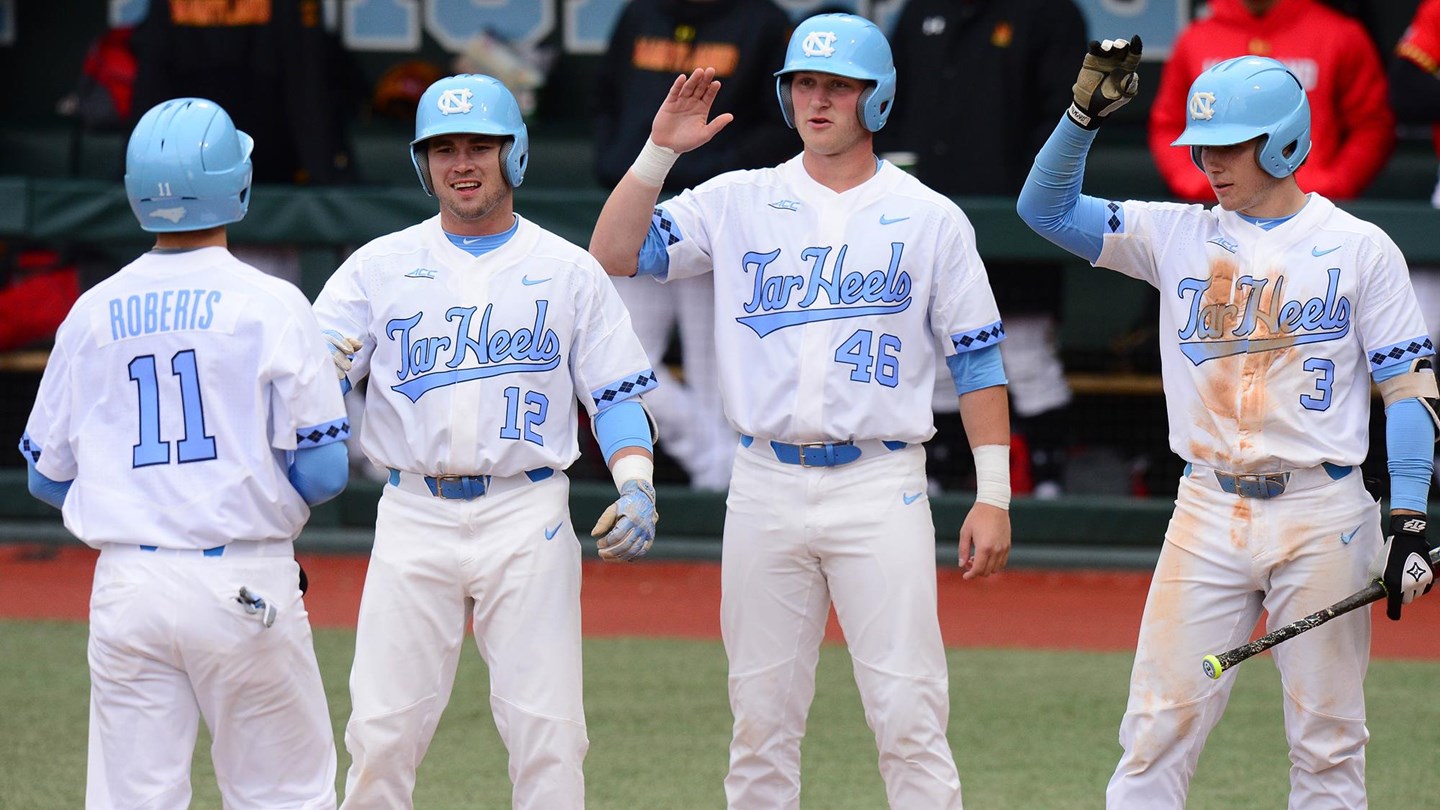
[741,435,907,468]
[1186,462,1352,499]
[388,467,554,500]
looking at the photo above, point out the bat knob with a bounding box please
[1201,654,1224,680]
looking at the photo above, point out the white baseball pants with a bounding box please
[86,544,335,810]
[1106,469,1378,809]
[721,443,962,809]
[340,472,587,810]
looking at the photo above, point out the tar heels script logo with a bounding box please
[1176,267,1350,365]
[388,302,560,401]
[738,243,911,338]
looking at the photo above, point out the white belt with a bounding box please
[100,540,295,558]
[1186,463,1354,499]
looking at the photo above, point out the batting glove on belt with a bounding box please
[1067,35,1143,130]
[591,479,657,562]
[322,329,363,380]
[1381,514,1433,620]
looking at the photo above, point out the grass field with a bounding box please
[3,620,1439,808]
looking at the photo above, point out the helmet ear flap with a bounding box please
[776,77,796,128]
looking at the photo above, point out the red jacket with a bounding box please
[1148,0,1394,201]
[1396,0,1440,158]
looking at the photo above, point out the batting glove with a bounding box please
[1381,514,1433,621]
[1067,35,1143,130]
[591,479,657,562]
[322,329,363,380]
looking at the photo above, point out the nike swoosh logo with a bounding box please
[521,276,551,286]
[1340,526,1359,545]
[462,237,483,245]
[1311,245,1341,257]
[879,215,910,225]
[902,492,922,505]
[545,521,563,540]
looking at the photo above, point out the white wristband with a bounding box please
[630,138,679,187]
[610,454,655,492]
[972,444,1011,510]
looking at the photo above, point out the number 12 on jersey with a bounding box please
[835,329,901,387]
[128,349,218,467]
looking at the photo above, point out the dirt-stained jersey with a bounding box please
[657,156,1004,444]
[21,247,349,549]
[314,214,655,477]
[1097,193,1435,471]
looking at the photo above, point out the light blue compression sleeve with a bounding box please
[25,457,72,510]
[288,442,350,506]
[592,399,654,463]
[946,342,1007,396]
[1375,361,1435,513]
[1016,115,1118,264]
[635,217,672,279]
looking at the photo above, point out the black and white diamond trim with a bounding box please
[951,322,1006,353]
[18,434,41,464]
[1369,337,1434,370]
[296,419,351,447]
[653,208,680,246]
[591,370,659,408]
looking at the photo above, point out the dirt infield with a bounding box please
[3,543,1437,659]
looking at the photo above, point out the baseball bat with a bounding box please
[1201,546,1440,680]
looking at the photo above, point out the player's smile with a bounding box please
[427,134,513,234]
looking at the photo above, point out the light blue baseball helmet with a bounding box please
[1172,56,1311,179]
[411,74,528,192]
[124,98,253,233]
[774,13,896,133]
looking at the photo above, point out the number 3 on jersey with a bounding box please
[835,329,901,387]
[128,349,217,467]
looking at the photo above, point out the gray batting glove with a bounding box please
[322,329,363,379]
[591,479,658,562]
[235,586,278,628]
[1067,35,1143,130]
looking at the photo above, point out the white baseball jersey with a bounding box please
[21,247,349,549]
[312,214,655,476]
[1097,194,1435,472]
[657,156,1004,443]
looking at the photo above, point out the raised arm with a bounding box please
[589,68,733,277]
[1018,36,1142,264]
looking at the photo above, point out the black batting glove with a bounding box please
[1382,514,1433,621]
[1067,35,1143,130]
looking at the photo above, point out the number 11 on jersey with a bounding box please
[128,349,218,467]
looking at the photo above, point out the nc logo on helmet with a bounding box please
[1188,91,1216,121]
[437,88,474,116]
[801,31,837,58]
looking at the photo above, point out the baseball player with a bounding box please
[1018,40,1438,807]
[312,74,659,809]
[19,98,349,809]
[589,14,1012,808]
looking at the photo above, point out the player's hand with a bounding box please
[1381,513,1433,620]
[958,502,1010,580]
[651,67,734,154]
[322,329,363,379]
[591,479,658,562]
[1067,35,1143,130]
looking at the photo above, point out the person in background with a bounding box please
[1150,0,1394,203]
[883,0,1088,497]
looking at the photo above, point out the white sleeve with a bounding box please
[658,186,717,282]
[267,292,351,451]
[1095,200,1201,287]
[312,253,376,383]
[20,337,78,480]
[570,259,659,415]
[929,212,1004,356]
